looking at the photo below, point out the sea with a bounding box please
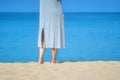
[0,12,120,63]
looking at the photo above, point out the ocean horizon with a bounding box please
[0,12,120,63]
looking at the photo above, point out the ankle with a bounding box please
[38,60,44,64]
[51,60,56,63]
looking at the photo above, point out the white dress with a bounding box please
[38,0,65,48]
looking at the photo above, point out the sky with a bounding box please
[0,0,120,12]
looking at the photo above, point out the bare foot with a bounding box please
[50,61,60,64]
[38,60,44,64]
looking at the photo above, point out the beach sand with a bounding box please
[0,61,120,80]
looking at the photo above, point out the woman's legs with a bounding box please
[38,47,46,64]
[38,47,59,64]
[38,28,59,64]
[38,47,58,64]
[51,48,58,63]
[38,46,46,64]
[38,31,46,64]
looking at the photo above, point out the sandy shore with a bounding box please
[0,61,120,80]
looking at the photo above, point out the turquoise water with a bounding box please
[0,12,120,63]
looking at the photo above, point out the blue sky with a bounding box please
[0,0,120,12]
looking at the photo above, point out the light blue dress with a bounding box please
[38,0,65,48]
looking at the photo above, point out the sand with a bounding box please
[0,61,120,80]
